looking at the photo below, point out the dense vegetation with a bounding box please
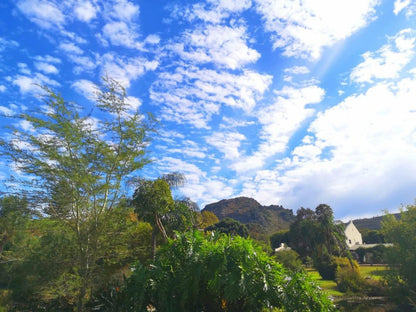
[0,79,334,311]
[1,78,415,311]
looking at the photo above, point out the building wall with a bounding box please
[345,221,363,248]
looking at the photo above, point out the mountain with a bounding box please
[202,197,295,234]
[350,213,401,230]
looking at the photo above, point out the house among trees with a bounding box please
[344,220,392,264]
[344,221,362,248]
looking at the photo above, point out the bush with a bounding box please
[274,249,303,272]
[314,254,337,280]
[116,231,335,312]
[335,267,364,293]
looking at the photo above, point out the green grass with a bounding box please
[307,265,388,299]
[359,265,388,280]
[306,269,344,298]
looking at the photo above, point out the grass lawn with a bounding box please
[306,268,344,298]
[359,265,388,280]
[306,265,388,299]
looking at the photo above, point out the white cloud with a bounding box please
[109,0,139,22]
[0,37,19,52]
[0,86,6,93]
[177,0,251,23]
[393,0,416,16]
[220,116,255,129]
[269,77,416,216]
[33,55,61,63]
[102,21,140,48]
[72,79,97,99]
[255,0,379,60]
[264,86,325,155]
[59,42,84,55]
[350,29,416,83]
[206,131,246,160]
[125,96,142,111]
[34,62,59,74]
[172,24,260,69]
[229,85,324,174]
[145,34,161,45]
[19,120,35,133]
[285,66,310,75]
[156,156,234,207]
[74,0,97,22]
[70,55,97,74]
[151,67,272,128]
[101,53,158,87]
[17,0,65,29]
[0,105,12,115]
[12,73,60,94]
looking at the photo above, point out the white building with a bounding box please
[344,221,362,248]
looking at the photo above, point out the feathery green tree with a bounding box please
[0,76,154,311]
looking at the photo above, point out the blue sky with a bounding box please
[1,0,416,220]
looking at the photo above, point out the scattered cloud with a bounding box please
[101,53,158,87]
[151,67,272,128]
[206,131,246,160]
[73,0,98,22]
[350,29,416,83]
[108,0,139,22]
[34,62,59,74]
[285,66,310,75]
[174,0,252,24]
[271,77,416,214]
[255,0,380,59]
[72,79,97,99]
[12,73,60,94]
[102,21,140,48]
[0,37,19,52]
[171,24,260,69]
[394,0,416,16]
[59,42,84,55]
[17,0,65,29]
[0,105,13,116]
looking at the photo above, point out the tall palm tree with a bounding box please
[131,172,185,259]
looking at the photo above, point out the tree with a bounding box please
[361,229,385,244]
[205,217,249,238]
[131,172,185,259]
[0,195,31,258]
[288,204,349,280]
[382,204,416,309]
[269,230,289,250]
[0,77,154,311]
[115,231,336,312]
[200,210,219,228]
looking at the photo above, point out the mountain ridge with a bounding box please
[202,197,295,234]
[203,197,395,233]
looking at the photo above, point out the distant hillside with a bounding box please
[351,213,401,230]
[202,197,295,234]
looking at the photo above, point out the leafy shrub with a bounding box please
[335,267,364,293]
[274,249,303,272]
[314,253,337,280]
[116,231,335,312]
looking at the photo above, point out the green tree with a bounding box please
[0,195,31,258]
[131,172,185,259]
[361,229,385,244]
[205,217,249,238]
[288,205,349,280]
[269,229,289,250]
[0,77,154,311]
[116,231,335,312]
[382,204,416,309]
[200,210,219,228]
